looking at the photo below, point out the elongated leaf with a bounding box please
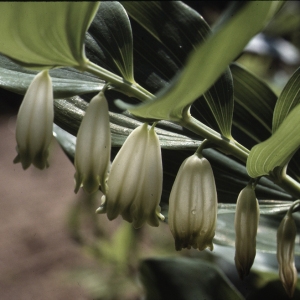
[88,2,134,82]
[216,211,300,255]
[0,67,103,98]
[231,63,277,146]
[0,55,103,98]
[272,66,300,132]
[0,2,99,69]
[123,1,233,138]
[119,2,281,122]
[140,257,244,300]
[247,105,300,178]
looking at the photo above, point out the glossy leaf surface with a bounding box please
[122,2,281,122]
[0,2,99,69]
[247,105,300,178]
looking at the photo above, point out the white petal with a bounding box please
[14,70,53,169]
[168,154,217,251]
[74,92,111,194]
[106,123,163,228]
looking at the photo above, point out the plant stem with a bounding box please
[180,114,300,198]
[82,61,300,198]
[84,61,154,101]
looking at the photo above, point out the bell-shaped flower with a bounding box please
[168,153,218,251]
[277,211,297,298]
[100,123,163,229]
[74,91,111,194]
[234,184,260,280]
[14,70,54,170]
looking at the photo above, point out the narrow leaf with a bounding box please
[88,2,134,82]
[273,66,300,132]
[120,2,281,122]
[0,67,103,98]
[0,2,99,69]
[123,1,234,138]
[247,105,300,178]
[231,63,277,145]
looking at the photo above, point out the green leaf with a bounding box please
[247,105,300,178]
[216,210,300,255]
[0,67,103,98]
[272,66,300,133]
[123,1,233,138]
[140,257,244,300]
[120,2,281,122]
[88,2,134,82]
[231,63,277,145]
[0,2,99,69]
[0,55,103,98]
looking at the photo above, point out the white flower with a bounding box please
[99,123,163,229]
[168,153,218,251]
[74,91,111,194]
[277,211,298,298]
[14,70,54,170]
[234,184,260,279]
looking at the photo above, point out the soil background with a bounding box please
[0,102,96,299]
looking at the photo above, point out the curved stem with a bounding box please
[79,61,300,199]
[83,61,154,101]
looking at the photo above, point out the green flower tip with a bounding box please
[74,92,111,194]
[234,184,260,280]
[277,212,298,298]
[104,123,163,229]
[168,154,218,251]
[14,70,53,170]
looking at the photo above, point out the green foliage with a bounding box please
[0,2,99,69]
[1,1,300,298]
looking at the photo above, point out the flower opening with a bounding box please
[168,153,218,251]
[101,123,163,229]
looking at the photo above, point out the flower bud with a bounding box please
[277,212,297,298]
[103,123,163,229]
[14,70,54,170]
[74,91,111,194]
[234,184,259,280]
[168,153,218,251]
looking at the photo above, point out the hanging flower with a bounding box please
[168,153,218,251]
[234,184,260,280]
[74,91,111,194]
[277,211,298,298]
[14,70,54,170]
[98,123,163,229]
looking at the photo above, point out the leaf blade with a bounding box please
[0,2,99,69]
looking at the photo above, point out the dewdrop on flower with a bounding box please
[97,123,163,229]
[14,70,54,170]
[74,91,111,194]
[168,153,218,251]
[234,184,259,280]
[277,210,298,298]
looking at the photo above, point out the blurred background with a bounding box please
[1,1,300,299]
